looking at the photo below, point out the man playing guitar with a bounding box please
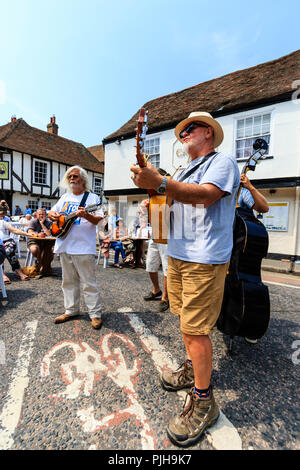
[131,111,240,447]
[48,166,103,329]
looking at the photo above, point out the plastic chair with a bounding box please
[25,248,35,267]
[96,230,109,268]
[0,263,7,299]
[97,249,108,268]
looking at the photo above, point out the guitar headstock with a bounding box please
[136,108,148,168]
[242,138,269,174]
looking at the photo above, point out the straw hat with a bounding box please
[175,112,224,148]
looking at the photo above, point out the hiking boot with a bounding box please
[161,360,194,391]
[167,387,219,447]
[158,300,169,312]
[245,337,258,344]
[91,318,103,329]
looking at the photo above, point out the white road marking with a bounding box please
[120,308,242,451]
[0,320,38,450]
[264,280,300,289]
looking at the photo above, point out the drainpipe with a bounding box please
[292,186,300,270]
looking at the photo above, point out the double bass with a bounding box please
[217,139,270,350]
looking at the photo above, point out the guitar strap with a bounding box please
[177,152,218,182]
[79,191,89,208]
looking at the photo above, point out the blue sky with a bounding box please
[0,0,299,147]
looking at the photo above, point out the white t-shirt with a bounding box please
[0,220,11,241]
[51,192,103,255]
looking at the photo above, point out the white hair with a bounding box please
[60,166,92,192]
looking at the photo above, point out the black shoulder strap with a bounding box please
[79,191,89,207]
[178,152,217,183]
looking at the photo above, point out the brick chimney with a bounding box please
[47,115,58,135]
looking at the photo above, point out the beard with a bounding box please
[182,142,190,155]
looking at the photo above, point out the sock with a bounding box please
[193,385,211,399]
[186,359,193,368]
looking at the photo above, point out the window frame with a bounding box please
[28,200,39,212]
[233,108,274,161]
[93,176,103,196]
[33,158,50,186]
[144,135,161,169]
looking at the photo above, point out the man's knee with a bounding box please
[29,244,40,256]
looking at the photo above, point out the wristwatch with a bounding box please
[156,177,168,194]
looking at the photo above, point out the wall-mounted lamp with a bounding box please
[116,137,124,145]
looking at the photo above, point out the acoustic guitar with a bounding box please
[51,203,101,239]
[135,108,169,244]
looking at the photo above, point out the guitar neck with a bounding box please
[64,204,100,221]
[136,108,148,168]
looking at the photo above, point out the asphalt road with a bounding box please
[0,242,299,452]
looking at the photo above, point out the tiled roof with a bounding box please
[0,118,102,173]
[103,49,300,143]
[87,144,104,173]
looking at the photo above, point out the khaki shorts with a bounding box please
[167,256,229,336]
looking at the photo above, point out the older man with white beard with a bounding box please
[48,166,103,330]
[130,112,240,447]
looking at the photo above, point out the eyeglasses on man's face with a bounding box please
[68,174,80,180]
[179,122,208,139]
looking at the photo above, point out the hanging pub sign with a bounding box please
[0,161,9,180]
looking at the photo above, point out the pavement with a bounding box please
[0,242,299,452]
[262,270,300,288]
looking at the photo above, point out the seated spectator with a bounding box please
[0,209,31,282]
[19,214,32,226]
[27,208,53,270]
[98,220,111,261]
[98,220,126,269]
[113,218,128,240]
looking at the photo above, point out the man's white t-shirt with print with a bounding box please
[51,192,103,255]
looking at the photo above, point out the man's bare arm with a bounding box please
[130,163,224,207]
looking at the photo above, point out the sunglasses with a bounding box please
[68,174,80,180]
[179,122,208,139]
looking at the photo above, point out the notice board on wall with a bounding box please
[261,202,289,231]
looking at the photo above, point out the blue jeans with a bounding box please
[110,241,126,264]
